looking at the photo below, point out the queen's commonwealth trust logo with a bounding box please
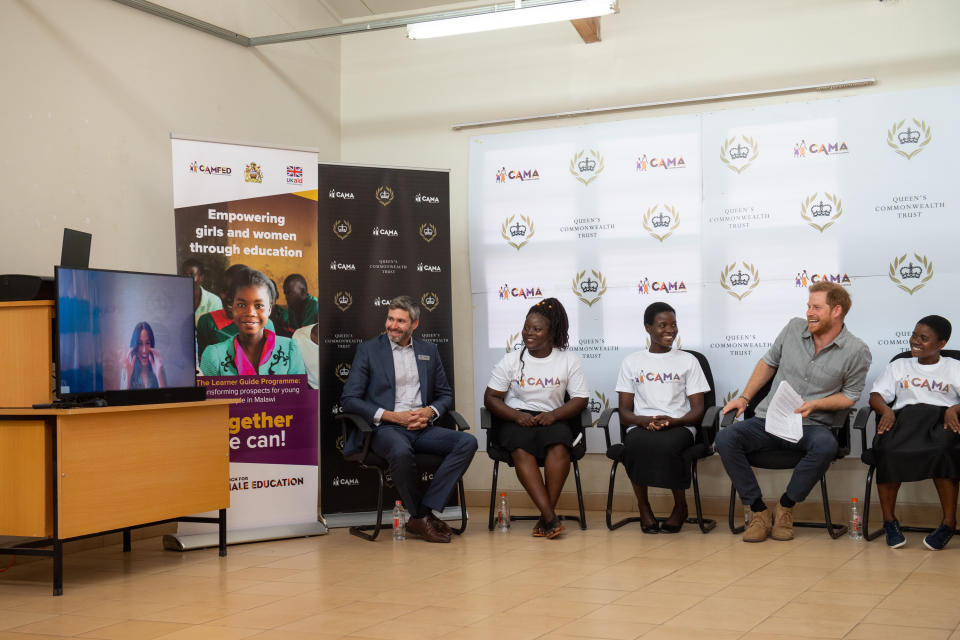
[643,204,680,242]
[375,185,395,206]
[800,193,843,232]
[334,362,351,383]
[501,214,535,250]
[505,332,522,353]
[332,219,352,240]
[887,118,932,160]
[572,269,607,307]
[889,253,933,295]
[720,135,759,174]
[570,150,604,186]
[419,223,438,243]
[334,291,353,311]
[588,391,611,427]
[421,292,439,312]
[720,262,760,300]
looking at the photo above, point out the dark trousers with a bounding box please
[370,424,478,515]
[715,417,837,506]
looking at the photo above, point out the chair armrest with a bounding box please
[700,405,722,446]
[719,409,737,429]
[596,407,619,450]
[446,410,471,432]
[579,407,593,432]
[853,406,873,452]
[335,412,374,459]
[480,407,493,430]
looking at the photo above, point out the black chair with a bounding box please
[720,374,851,538]
[480,403,592,530]
[596,349,719,533]
[853,349,960,541]
[334,411,470,541]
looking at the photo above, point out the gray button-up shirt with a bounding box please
[755,317,872,426]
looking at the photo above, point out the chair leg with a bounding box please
[605,460,619,530]
[863,465,883,541]
[690,460,716,533]
[573,460,587,529]
[819,475,847,539]
[451,479,468,535]
[488,460,499,531]
[729,484,744,534]
[350,467,388,541]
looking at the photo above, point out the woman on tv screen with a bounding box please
[121,321,167,389]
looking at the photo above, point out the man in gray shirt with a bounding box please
[717,282,871,542]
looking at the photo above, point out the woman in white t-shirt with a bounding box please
[614,302,710,534]
[869,315,960,550]
[483,298,589,539]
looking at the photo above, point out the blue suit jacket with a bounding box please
[340,333,454,455]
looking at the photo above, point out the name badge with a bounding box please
[417,354,431,361]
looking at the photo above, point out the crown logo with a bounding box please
[333,219,352,240]
[505,332,521,353]
[720,135,759,174]
[887,118,932,160]
[587,398,602,414]
[419,223,438,243]
[571,269,607,307]
[335,363,351,382]
[642,204,680,242]
[590,391,610,426]
[720,262,760,300]
[569,149,605,186]
[334,291,353,311]
[889,253,933,295]
[375,185,394,206]
[421,292,439,312]
[799,192,843,232]
[501,214,535,250]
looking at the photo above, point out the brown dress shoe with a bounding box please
[771,503,795,541]
[426,512,453,538]
[406,516,450,543]
[742,507,773,543]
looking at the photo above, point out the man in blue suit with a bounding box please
[341,296,477,542]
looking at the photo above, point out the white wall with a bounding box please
[339,0,960,505]
[0,0,340,277]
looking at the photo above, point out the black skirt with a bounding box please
[497,411,574,460]
[874,403,960,483]
[622,426,695,489]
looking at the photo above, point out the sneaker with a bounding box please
[771,503,795,541]
[923,524,955,551]
[883,519,906,549]
[743,507,773,543]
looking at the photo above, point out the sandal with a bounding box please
[531,518,547,537]
[544,516,564,539]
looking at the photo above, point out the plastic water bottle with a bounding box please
[495,492,511,531]
[744,506,751,528]
[392,500,406,540]
[848,497,862,540]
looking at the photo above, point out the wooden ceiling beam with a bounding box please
[570,16,600,43]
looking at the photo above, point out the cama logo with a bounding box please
[334,362,351,382]
[333,219,352,240]
[372,226,399,237]
[329,260,357,271]
[800,193,843,232]
[572,269,607,307]
[420,471,435,482]
[332,476,360,487]
[331,403,344,416]
[720,135,759,174]
[720,261,760,300]
[570,149,605,186]
[417,262,442,273]
[373,297,392,307]
[415,193,440,204]
[334,291,353,311]
[793,270,851,287]
[643,204,680,242]
[636,154,686,171]
[328,189,355,200]
[501,214,535,250]
[889,253,933,295]
[887,118,932,160]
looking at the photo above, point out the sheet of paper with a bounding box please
[764,381,804,443]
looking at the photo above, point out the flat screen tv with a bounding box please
[55,266,199,405]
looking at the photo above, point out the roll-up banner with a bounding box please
[170,137,326,544]
[469,85,960,456]
[317,164,454,522]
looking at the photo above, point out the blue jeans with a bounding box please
[370,424,477,515]
[715,417,838,506]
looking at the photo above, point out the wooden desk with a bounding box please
[0,400,233,595]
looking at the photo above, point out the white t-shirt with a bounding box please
[870,356,960,411]
[487,348,589,412]
[615,349,711,435]
[292,324,319,390]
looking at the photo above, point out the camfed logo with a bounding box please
[887,118,932,160]
[572,269,607,307]
[720,261,760,301]
[643,204,680,242]
[501,215,535,250]
[720,135,759,174]
[889,253,933,295]
[570,149,605,186]
[800,193,843,232]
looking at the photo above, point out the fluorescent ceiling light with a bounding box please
[406,0,617,40]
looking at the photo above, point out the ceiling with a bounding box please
[321,1,490,23]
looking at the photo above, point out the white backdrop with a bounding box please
[469,85,960,454]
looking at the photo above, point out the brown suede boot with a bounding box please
[742,507,773,543]
[771,503,795,541]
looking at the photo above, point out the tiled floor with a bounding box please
[2,510,960,639]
